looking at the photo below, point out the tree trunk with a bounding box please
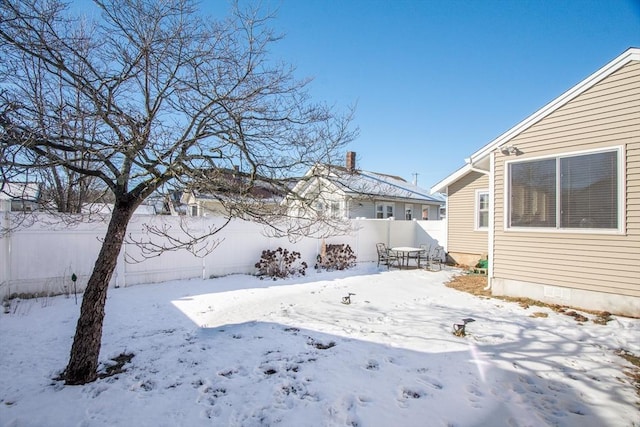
[63,201,135,385]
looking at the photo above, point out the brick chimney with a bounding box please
[346,151,356,172]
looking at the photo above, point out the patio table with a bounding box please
[391,246,423,269]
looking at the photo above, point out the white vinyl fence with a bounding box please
[0,213,446,298]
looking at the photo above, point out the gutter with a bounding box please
[464,157,490,175]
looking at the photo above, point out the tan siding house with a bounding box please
[446,171,489,266]
[432,48,640,316]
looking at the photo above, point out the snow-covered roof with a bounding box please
[80,203,159,215]
[183,168,296,205]
[316,165,443,204]
[0,182,41,201]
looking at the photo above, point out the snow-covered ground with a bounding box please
[1,265,638,427]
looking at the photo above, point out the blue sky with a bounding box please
[207,0,640,190]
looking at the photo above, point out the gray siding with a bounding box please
[347,199,441,220]
[348,199,376,218]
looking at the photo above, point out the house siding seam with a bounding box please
[492,60,640,300]
[447,171,489,264]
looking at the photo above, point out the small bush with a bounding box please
[255,248,308,280]
[315,242,356,271]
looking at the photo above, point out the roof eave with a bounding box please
[433,47,640,192]
[467,47,640,166]
[430,164,472,195]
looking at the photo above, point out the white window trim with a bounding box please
[375,202,395,219]
[503,145,625,235]
[420,205,430,220]
[475,189,489,231]
[330,201,341,218]
[405,204,413,220]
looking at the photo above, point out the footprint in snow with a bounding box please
[564,401,589,416]
[465,384,482,397]
[464,384,483,408]
[364,360,379,370]
[416,375,443,390]
[397,386,427,407]
[356,395,373,405]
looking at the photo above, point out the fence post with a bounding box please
[201,216,206,279]
[1,212,12,297]
[114,237,127,288]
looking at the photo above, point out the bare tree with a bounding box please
[0,0,355,384]
[27,46,113,213]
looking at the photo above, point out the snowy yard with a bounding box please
[1,265,638,427]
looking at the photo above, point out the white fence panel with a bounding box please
[205,218,272,277]
[2,217,106,296]
[416,220,447,252]
[121,215,212,286]
[388,220,417,248]
[0,214,446,298]
[351,220,389,262]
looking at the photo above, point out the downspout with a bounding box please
[485,151,495,291]
[465,157,493,291]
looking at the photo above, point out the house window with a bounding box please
[421,206,429,220]
[476,190,489,230]
[315,200,341,218]
[315,201,326,218]
[405,205,412,220]
[376,203,394,219]
[508,148,619,230]
[330,201,340,218]
[190,205,198,216]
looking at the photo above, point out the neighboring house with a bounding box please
[0,181,166,215]
[181,168,291,217]
[289,152,444,220]
[432,48,640,317]
[0,182,41,212]
[80,202,170,216]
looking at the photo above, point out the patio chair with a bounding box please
[417,243,431,269]
[408,243,430,268]
[376,243,400,269]
[429,246,445,270]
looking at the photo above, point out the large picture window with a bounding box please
[508,149,619,230]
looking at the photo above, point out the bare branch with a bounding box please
[124,216,230,262]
